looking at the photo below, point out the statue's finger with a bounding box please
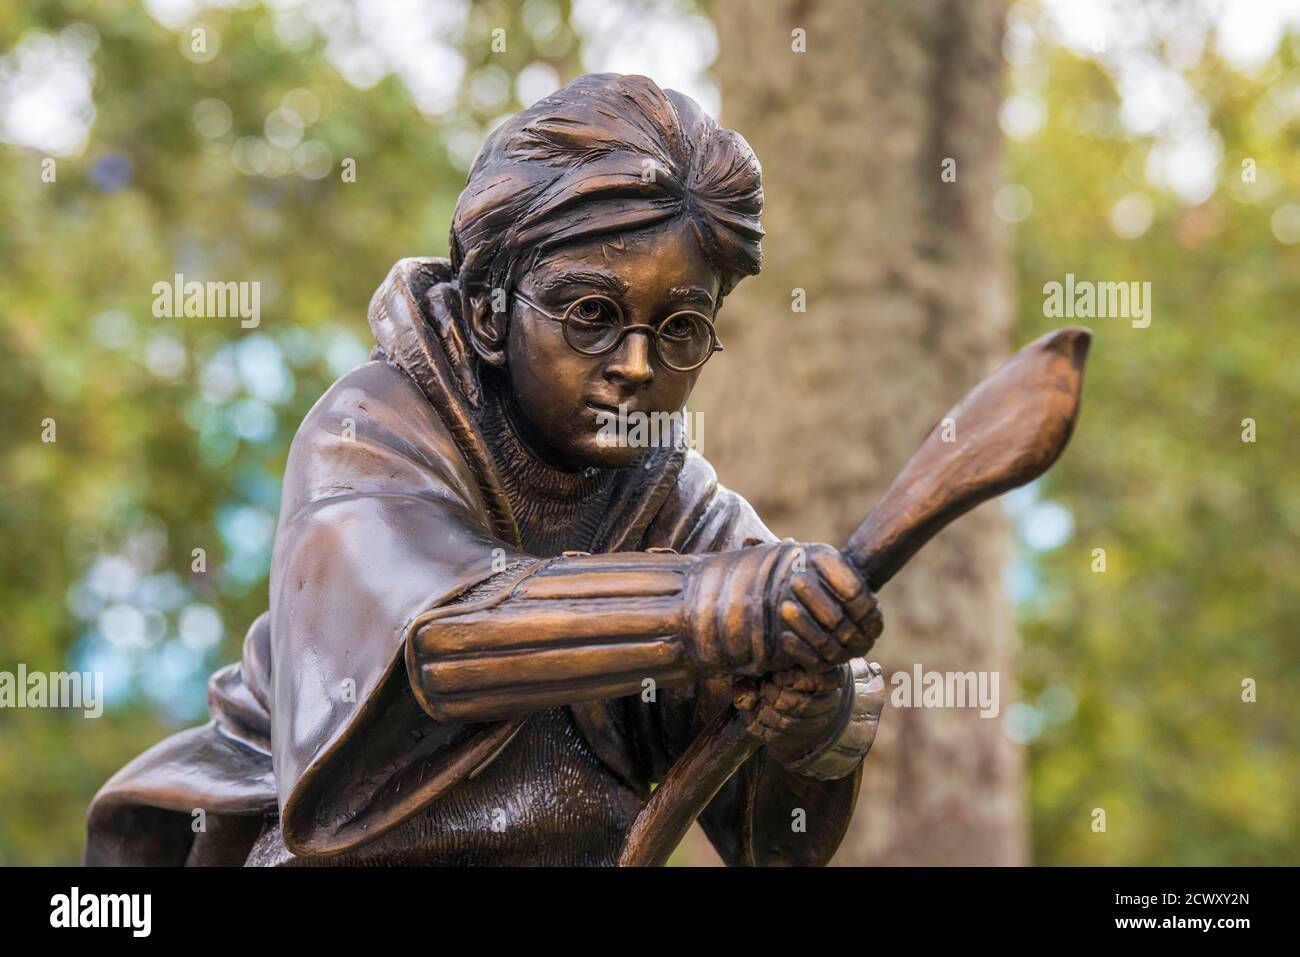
[774,687,839,718]
[779,629,826,672]
[781,667,829,693]
[851,603,885,649]
[808,548,867,604]
[841,590,878,629]
[780,600,835,660]
[753,707,800,735]
[791,575,845,632]
[794,583,874,661]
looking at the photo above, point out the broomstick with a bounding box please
[618,326,1092,866]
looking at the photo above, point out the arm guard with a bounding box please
[407,542,805,723]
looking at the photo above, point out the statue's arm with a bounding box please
[404,541,813,724]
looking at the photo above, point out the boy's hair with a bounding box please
[449,73,764,307]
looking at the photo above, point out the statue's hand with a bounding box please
[735,666,851,766]
[770,543,883,673]
[681,541,882,676]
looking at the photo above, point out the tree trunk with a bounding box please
[697,0,1024,865]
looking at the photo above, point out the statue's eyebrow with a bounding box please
[536,270,629,297]
[668,286,716,310]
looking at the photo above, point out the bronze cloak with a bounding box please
[84,258,862,866]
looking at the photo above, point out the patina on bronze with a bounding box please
[84,73,1087,867]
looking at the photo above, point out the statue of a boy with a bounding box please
[86,73,886,866]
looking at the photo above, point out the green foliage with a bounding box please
[1009,19,1300,864]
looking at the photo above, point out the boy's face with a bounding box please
[501,217,722,470]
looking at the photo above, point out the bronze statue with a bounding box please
[85,73,1087,867]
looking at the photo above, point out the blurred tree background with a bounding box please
[0,0,1295,865]
[1006,2,1300,864]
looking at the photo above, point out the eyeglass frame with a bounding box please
[511,289,725,372]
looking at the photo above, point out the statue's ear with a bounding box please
[466,292,509,367]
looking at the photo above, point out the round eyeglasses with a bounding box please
[512,290,724,372]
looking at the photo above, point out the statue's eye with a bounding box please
[570,297,619,326]
[661,315,696,340]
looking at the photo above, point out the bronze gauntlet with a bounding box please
[407,542,805,723]
[783,659,886,780]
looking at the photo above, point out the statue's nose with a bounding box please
[604,330,655,389]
